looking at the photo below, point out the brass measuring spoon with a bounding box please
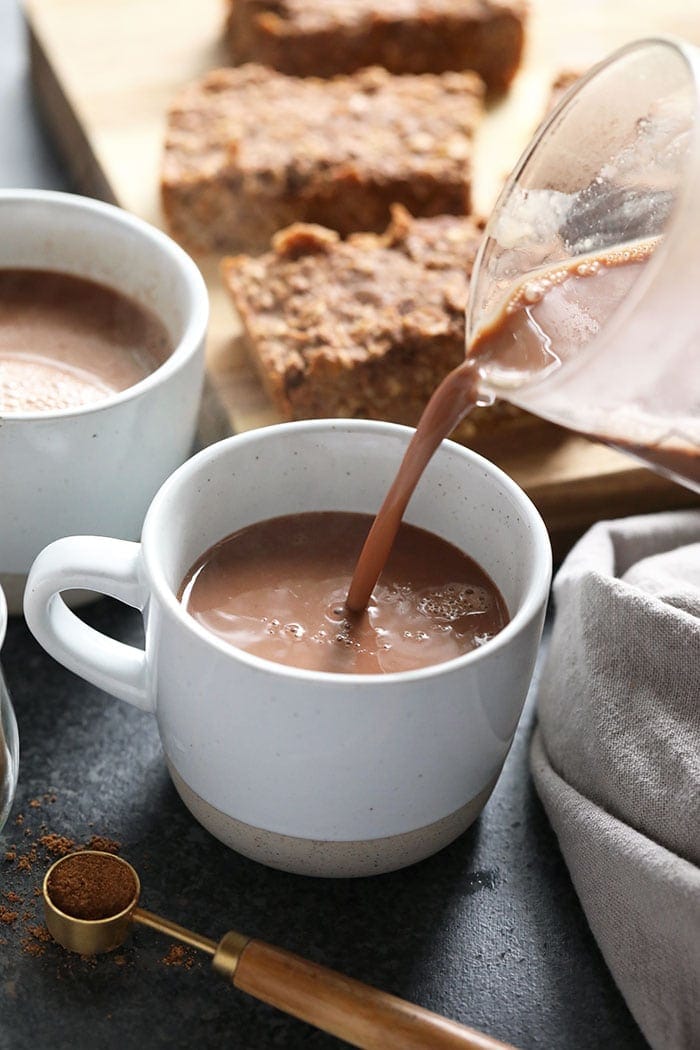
[43,850,516,1050]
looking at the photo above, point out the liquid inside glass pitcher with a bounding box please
[467,37,700,493]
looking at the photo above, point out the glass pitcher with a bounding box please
[467,37,700,494]
[0,586,19,833]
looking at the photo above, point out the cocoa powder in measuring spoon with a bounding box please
[47,853,136,920]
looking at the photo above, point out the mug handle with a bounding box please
[23,536,152,712]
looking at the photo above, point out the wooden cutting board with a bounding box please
[24,0,700,555]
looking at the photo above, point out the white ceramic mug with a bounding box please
[0,190,208,613]
[24,421,551,877]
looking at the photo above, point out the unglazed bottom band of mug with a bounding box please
[1,573,99,617]
[168,762,499,878]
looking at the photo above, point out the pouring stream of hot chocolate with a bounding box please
[347,238,663,613]
[346,358,481,612]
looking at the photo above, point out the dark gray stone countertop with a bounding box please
[0,4,648,1046]
[1,600,648,1050]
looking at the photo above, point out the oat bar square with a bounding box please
[162,64,483,253]
[226,0,526,92]
[221,206,530,441]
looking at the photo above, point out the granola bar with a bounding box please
[226,0,526,92]
[162,64,483,253]
[221,205,531,441]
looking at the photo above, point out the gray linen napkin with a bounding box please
[530,509,700,1050]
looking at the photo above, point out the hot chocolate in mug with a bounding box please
[0,190,208,614]
[24,421,551,877]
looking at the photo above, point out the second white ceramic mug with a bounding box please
[24,421,551,877]
[0,190,208,613]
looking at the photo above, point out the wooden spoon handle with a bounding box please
[233,938,516,1050]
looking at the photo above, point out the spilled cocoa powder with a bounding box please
[21,924,53,958]
[3,800,195,970]
[17,853,35,873]
[162,944,196,969]
[85,835,121,854]
[1,796,131,958]
[39,834,75,857]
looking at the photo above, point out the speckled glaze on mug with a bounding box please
[0,190,208,614]
[24,421,551,876]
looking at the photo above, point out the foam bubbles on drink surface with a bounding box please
[417,582,491,621]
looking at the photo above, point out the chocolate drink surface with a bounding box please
[0,269,172,413]
[348,237,697,610]
[179,512,509,675]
